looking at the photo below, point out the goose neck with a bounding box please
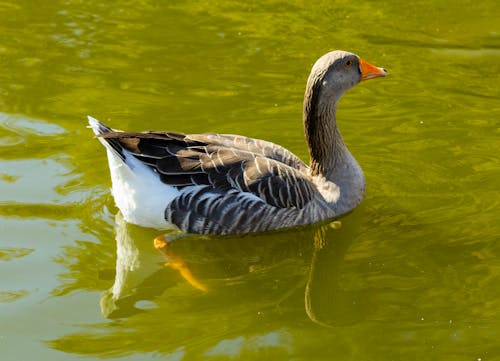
[303,93,346,179]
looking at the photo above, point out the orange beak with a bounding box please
[359,57,387,81]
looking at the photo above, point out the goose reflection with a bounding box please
[100,212,208,318]
[102,211,372,326]
[305,221,375,327]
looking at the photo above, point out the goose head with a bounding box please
[306,50,387,108]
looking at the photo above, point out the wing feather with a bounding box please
[99,130,316,209]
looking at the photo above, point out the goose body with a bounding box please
[89,50,387,234]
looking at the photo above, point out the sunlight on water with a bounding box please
[0,0,499,360]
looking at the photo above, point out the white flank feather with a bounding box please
[88,116,180,229]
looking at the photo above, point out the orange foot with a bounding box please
[154,235,208,292]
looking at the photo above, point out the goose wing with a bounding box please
[99,131,316,209]
[189,133,307,171]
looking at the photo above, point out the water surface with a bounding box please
[1,1,499,360]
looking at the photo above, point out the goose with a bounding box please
[88,50,387,235]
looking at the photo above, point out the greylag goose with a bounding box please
[89,50,387,234]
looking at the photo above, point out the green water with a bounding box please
[1,0,499,360]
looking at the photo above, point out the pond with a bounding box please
[1,0,499,360]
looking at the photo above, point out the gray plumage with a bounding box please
[90,50,387,234]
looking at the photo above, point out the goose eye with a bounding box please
[345,59,353,67]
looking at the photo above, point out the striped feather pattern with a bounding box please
[101,131,317,210]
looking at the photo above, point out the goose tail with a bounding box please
[87,116,126,162]
[88,115,179,229]
[88,115,112,134]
